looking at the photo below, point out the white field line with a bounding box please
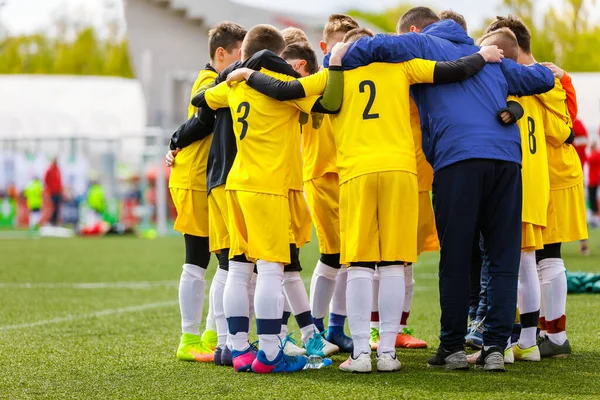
[0,281,179,289]
[0,300,178,331]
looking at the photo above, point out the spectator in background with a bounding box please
[23,177,43,230]
[44,157,62,226]
[588,141,600,228]
[572,119,590,254]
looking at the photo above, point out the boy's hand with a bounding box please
[499,110,513,124]
[540,62,565,79]
[478,45,504,63]
[226,68,254,86]
[165,148,180,167]
[329,42,352,66]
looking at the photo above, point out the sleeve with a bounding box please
[310,68,343,114]
[169,109,215,150]
[535,80,573,127]
[188,72,217,118]
[542,106,573,147]
[432,53,487,83]
[500,59,555,96]
[496,98,524,124]
[246,72,307,101]
[197,82,230,110]
[560,72,578,121]
[402,59,436,84]
[244,50,300,78]
[325,33,424,70]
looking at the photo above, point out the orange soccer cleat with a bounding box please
[395,329,428,349]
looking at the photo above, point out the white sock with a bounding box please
[279,297,292,340]
[205,277,217,333]
[309,260,338,320]
[330,265,348,316]
[538,258,567,345]
[347,267,374,358]
[210,268,228,348]
[283,271,316,343]
[371,269,380,329]
[517,251,540,349]
[378,265,405,355]
[537,267,547,337]
[179,263,207,335]
[255,260,285,361]
[401,265,415,331]
[224,261,253,351]
[248,271,257,322]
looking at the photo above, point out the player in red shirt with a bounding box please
[44,158,63,226]
[587,141,600,228]
[573,120,590,254]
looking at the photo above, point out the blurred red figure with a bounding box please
[44,158,63,226]
[588,142,600,227]
[573,119,589,167]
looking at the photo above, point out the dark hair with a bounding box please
[438,10,468,32]
[242,24,286,60]
[281,43,319,74]
[477,28,519,62]
[281,27,309,46]
[485,15,532,54]
[343,28,375,44]
[397,6,440,33]
[208,22,247,59]
[323,14,360,42]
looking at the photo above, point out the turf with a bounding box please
[1,232,599,399]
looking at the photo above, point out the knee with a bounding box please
[283,271,301,285]
[320,253,341,268]
[184,234,210,268]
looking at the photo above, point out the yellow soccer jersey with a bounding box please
[410,99,433,192]
[536,79,583,190]
[301,113,338,182]
[169,68,217,191]
[290,125,303,191]
[509,95,550,227]
[204,68,319,196]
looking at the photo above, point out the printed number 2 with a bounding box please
[359,80,379,120]
[527,116,536,155]
[237,102,250,140]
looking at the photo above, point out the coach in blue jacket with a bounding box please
[339,7,555,371]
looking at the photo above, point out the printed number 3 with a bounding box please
[359,80,379,120]
[237,102,250,140]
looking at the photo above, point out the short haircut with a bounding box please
[438,10,467,32]
[397,6,440,33]
[477,28,519,62]
[281,43,319,74]
[343,28,375,44]
[208,22,247,59]
[485,15,532,54]
[242,24,286,60]
[281,27,309,46]
[323,14,359,42]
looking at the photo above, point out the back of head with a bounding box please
[397,6,440,34]
[208,22,247,59]
[323,14,359,44]
[242,24,286,60]
[485,15,531,54]
[281,43,319,74]
[438,10,467,33]
[281,27,309,46]
[343,28,375,44]
[477,28,519,62]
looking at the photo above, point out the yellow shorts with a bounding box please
[521,222,544,251]
[304,173,340,254]
[417,191,439,255]
[339,171,418,264]
[288,189,312,248]
[170,187,209,237]
[226,190,290,264]
[543,183,588,244]
[208,185,229,252]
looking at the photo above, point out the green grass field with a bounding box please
[1,231,599,399]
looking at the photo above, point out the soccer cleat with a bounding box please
[305,331,339,357]
[468,349,514,365]
[427,347,469,370]
[369,327,380,350]
[475,346,506,372]
[539,337,571,359]
[282,334,306,356]
[465,319,485,350]
[176,333,214,362]
[377,351,401,372]
[395,328,427,348]
[213,346,223,366]
[513,344,541,362]
[232,344,258,372]
[340,352,372,373]
[251,349,307,374]
[221,345,233,366]
[326,328,354,353]
[201,329,218,351]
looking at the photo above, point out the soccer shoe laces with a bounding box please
[309,329,325,351]
[249,341,259,352]
[282,332,301,348]
[401,327,415,336]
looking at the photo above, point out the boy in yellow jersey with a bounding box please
[192,24,343,374]
[166,22,246,363]
[486,16,587,359]
[228,29,503,372]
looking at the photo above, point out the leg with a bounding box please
[514,250,541,358]
[309,253,339,332]
[369,268,380,350]
[211,250,229,350]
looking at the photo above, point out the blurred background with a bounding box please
[0,0,598,238]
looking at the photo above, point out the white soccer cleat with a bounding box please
[339,352,372,373]
[282,337,307,356]
[504,348,515,364]
[377,351,401,372]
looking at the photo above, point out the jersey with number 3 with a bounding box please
[204,68,319,196]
